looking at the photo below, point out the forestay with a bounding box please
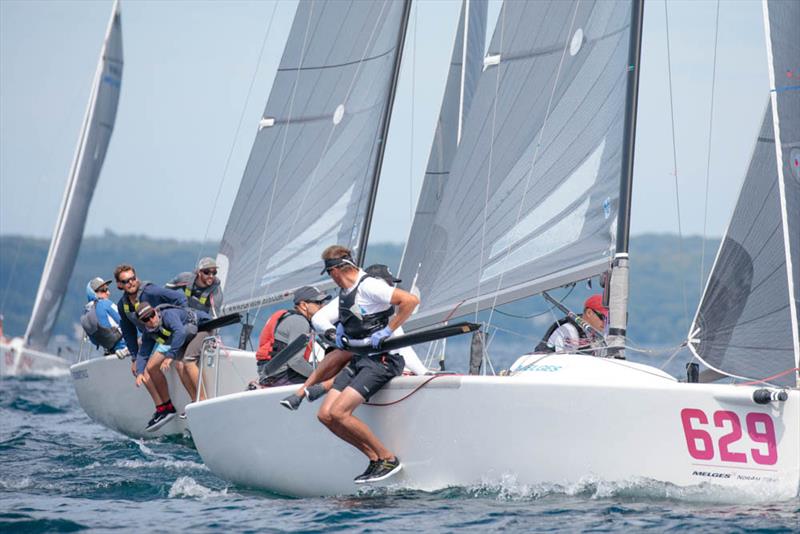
[398,0,487,289]
[402,0,634,330]
[218,0,409,313]
[689,0,799,387]
[25,1,123,350]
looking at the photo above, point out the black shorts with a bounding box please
[331,352,404,401]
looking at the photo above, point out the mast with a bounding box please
[355,0,412,267]
[606,0,644,358]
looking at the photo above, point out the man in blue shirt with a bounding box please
[80,277,126,355]
[114,264,188,432]
[135,302,212,431]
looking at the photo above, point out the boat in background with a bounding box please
[1,0,123,377]
[188,0,799,500]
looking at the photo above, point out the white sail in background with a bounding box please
[689,0,799,387]
[218,0,410,313]
[398,0,487,286]
[24,1,123,350]
[403,0,635,330]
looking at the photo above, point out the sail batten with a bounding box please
[219,0,409,312]
[401,0,634,330]
[24,1,123,350]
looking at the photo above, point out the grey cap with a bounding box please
[89,277,113,292]
[293,286,332,305]
[365,264,401,286]
[197,257,218,271]
[136,302,156,320]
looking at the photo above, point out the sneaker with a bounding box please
[279,393,303,411]
[145,410,176,432]
[362,457,402,483]
[353,460,380,484]
[178,412,187,420]
[306,383,327,402]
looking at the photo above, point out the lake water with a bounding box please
[1,376,798,532]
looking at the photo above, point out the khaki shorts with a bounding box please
[175,329,211,363]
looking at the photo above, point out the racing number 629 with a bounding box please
[680,408,778,465]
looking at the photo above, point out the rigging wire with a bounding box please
[662,0,690,332]
[194,0,280,268]
[699,0,721,290]
[408,2,418,225]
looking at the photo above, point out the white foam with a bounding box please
[114,459,208,471]
[168,476,228,499]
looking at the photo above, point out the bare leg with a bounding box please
[145,353,171,403]
[174,361,197,401]
[142,371,163,406]
[180,361,206,401]
[295,350,352,398]
[329,387,395,461]
[317,388,378,460]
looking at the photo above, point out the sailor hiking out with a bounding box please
[312,245,419,485]
[166,257,224,317]
[535,294,607,354]
[114,264,188,432]
[80,277,125,355]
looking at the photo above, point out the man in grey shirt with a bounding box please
[254,286,331,387]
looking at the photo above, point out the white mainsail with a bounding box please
[24,0,123,351]
[218,0,411,313]
[688,0,799,388]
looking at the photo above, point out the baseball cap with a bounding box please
[136,303,156,321]
[89,277,113,292]
[293,286,332,305]
[584,294,608,317]
[197,257,218,271]
[365,264,401,286]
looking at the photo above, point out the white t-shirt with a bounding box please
[311,272,429,375]
[546,322,581,352]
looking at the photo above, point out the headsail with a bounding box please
[690,0,800,387]
[218,0,410,313]
[24,1,123,350]
[402,0,635,330]
[398,0,487,286]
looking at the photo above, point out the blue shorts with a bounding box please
[331,352,404,401]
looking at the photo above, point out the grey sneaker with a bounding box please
[280,393,303,411]
[306,383,327,402]
[362,457,402,483]
[353,460,380,484]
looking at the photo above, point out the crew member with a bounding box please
[535,294,607,354]
[254,286,329,387]
[136,302,211,431]
[80,277,126,356]
[313,246,419,485]
[166,257,223,317]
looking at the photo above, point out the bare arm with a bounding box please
[387,288,419,332]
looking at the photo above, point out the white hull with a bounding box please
[71,348,256,439]
[186,354,800,500]
[0,338,70,377]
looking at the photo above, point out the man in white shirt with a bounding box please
[312,245,419,484]
[535,294,607,354]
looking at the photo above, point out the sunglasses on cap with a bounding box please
[118,276,137,285]
[200,269,217,276]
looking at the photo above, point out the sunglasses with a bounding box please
[118,276,137,285]
[200,269,217,276]
[594,311,607,322]
[141,313,156,322]
[97,287,110,293]
[325,266,341,275]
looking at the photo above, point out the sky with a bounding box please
[0,0,769,246]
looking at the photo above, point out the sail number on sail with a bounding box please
[680,409,778,465]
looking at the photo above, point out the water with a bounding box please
[1,377,798,533]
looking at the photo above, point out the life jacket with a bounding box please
[80,301,123,353]
[148,304,198,345]
[534,316,593,354]
[255,310,313,362]
[338,275,394,339]
[120,282,152,331]
[168,272,219,314]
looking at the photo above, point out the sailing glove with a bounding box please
[370,326,393,349]
[335,323,346,349]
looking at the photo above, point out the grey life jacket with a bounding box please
[147,304,198,346]
[167,272,219,313]
[80,301,123,353]
[338,275,393,339]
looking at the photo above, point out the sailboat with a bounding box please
[0,0,124,377]
[185,0,799,500]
